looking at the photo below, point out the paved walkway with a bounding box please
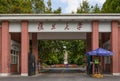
[0,68,120,81]
[0,73,120,81]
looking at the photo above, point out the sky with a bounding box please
[44,0,106,13]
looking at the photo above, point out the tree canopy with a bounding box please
[91,4,101,13]
[77,0,90,13]
[38,40,86,65]
[0,0,120,14]
[102,0,120,13]
[31,0,45,13]
[0,0,32,13]
[0,0,61,14]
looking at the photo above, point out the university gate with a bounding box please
[0,14,120,76]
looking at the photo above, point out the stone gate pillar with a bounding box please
[92,21,99,50]
[92,21,99,74]
[118,27,120,73]
[111,21,119,75]
[0,26,2,74]
[0,21,10,76]
[21,21,29,76]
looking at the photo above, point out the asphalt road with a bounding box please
[0,68,120,81]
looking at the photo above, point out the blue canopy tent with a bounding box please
[86,48,113,75]
[86,48,113,56]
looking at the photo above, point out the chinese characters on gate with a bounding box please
[38,22,82,31]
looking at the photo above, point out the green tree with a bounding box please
[38,40,64,65]
[38,40,86,65]
[53,7,61,14]
[31,0,45,13]
[0,0,32,14]
[102,0,120,13]
[77,0,90,13]
[91,4,101,13]
[45,0,52,13]
[0,0,62,14]
[67,40,86,65]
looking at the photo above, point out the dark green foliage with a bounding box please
[38,40,64,65]
[53,7,61,14]
[77,0,90,13]
[38,40,86,65]
[0,0,32,14]
[67,40,86,65]
[31,0,45,13]
[91,4,101,13]
[45,0,52,13]
[102,0,120,13]
[76,0,101,13]
[0,0,61,14]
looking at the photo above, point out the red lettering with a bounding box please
[64,22,69,30]
[77,22,82,30]
[38,22,44,31]
[51,24,56,30]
